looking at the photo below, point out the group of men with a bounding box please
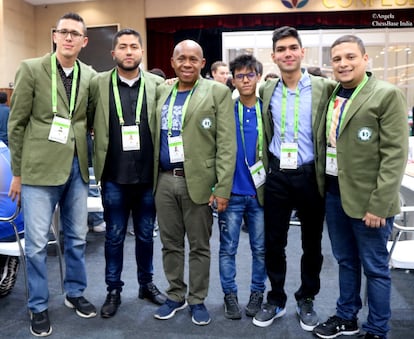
[5,11,408,339]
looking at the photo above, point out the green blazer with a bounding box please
[154,78,236,204]
[8,53,96,185]
[260,74,336,196]
[88,69,164,182]
[316,73,408,218]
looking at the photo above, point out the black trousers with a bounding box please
[264,155,324,307]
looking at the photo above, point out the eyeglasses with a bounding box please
[55,29,84,39]
[234,72,257,81]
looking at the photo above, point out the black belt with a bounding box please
[268,154,314,175]
[161,168,185,177]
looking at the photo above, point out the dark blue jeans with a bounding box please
[326,192,393,337]
[101,181,156,292]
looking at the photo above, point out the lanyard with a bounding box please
[51,53,79,118]
[280,85,300,142]
[167,80,198,136]
[326,74,369,141]
[237,100,263,161]
[111,69,145,126]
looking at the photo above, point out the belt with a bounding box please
[269,155,314,175]
[162,168,185,177]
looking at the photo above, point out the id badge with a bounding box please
[121,125,140,151]
[48,115,70,144]
[250,160,266,188]
[168,135,185,163]
[280,142,298,169]
[326,146,338,176]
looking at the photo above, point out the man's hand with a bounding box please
[362,212,386,228]
[208,194,229,213]
[8,176,22,206]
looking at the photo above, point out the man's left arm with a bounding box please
[366,86,408,225]
[210,87,236,212]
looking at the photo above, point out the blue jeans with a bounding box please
[218,194,266,295]
[101,181,155,291]
[22,156,88,313]
[326,192,393,337]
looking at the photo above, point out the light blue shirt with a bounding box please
[268,70,314,165]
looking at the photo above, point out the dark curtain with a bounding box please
[146,9,413,78]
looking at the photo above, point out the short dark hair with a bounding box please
[57,12,87,35]
[272,26,302,51]
[112,29,143,50]
[0,92,7,104]
[331,35,366,55]
[229,54,260,77]
[149,68,166,79]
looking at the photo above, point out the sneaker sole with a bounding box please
[314,329,360,339]
[252,308,286,327]
[30,326,52,337]
[154,301,188,320]
[192,315,211,326]
[299,319,319,331]
[64,298,97,318]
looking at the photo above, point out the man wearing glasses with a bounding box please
[217,54,267,321]
[8,12,96,337]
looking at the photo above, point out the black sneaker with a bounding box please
[223,293,242,319]
[296,298,319,331]
[245,291,263,317]
[30,310,52,337]
[65,296,97,318]
[313,315,359,338]
[252,303,286,327]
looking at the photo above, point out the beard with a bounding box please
[116,59,140,72]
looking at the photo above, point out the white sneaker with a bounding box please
[93,222,106,233]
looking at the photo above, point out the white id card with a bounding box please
[280,142,298,169]
[121,125,140,151]
[48,115,70,144]
[168,135,185,163]
[325,146,338,176]
[250,160,266,188]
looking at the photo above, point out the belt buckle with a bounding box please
[172,168,184,177]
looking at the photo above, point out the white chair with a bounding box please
[0,206,28,298]
[387,205,414,270]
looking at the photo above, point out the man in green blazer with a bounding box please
[153,40,236,326]
[314,35,408,339]
[253,26,336,331]
[7,13,96,337]
[88,28,166,319]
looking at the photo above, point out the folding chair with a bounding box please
[0,206,27,298]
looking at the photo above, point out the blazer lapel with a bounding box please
[42,54,69,112]
[338,76,373,137]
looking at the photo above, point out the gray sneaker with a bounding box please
[245,291,263,317]
[224,293,242,319]
[296,298,319,331]
[252,303,286,327]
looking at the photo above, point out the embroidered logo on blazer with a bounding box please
[357,127,372,141]
[201,118,212,129]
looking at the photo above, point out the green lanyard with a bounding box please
[326,74,369,140]
[111,69,145,126]
[280,85,300,142]
[167,81,198,136]
[51,53,79,118]
[237,99,263,161]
